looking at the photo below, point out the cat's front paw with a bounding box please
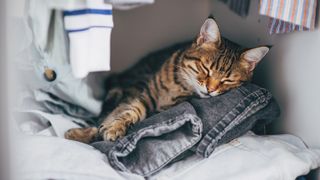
[65,127,98,144]
[99,121,127,141]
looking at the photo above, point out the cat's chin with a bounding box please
[197,91,221,98]
[197,92,211,98]
[209,92,220,97]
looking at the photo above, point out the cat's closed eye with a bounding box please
[221,79,236,84]
[184,55,201,61]
[197,80,205,86]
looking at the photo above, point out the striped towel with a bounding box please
[64,0,113,78]
[220,0,251,17]
[259,0,318,34]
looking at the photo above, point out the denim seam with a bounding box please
[238,85,249,95]
[238,83,253,95]
[204,93,268,156]
[196,89,271,157]
[197,89,261,155]
[202,91,271,157]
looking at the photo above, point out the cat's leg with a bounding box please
[100,86,124,118]
[64,87,120,144]
[99,98,148,141]
[65,127,98,144]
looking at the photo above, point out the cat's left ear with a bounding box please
[241,46,270,72]
[197,18,221,46]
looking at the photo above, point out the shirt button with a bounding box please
[44,68,57,82]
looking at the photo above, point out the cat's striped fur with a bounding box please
[65,18,270,143]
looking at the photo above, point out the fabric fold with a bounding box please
[92,103,203,176]
[194,88,276,157]
[92,83,280,177]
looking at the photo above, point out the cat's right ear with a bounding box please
[241,46,270,72]
[197,18,221,46]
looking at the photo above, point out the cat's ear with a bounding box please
[241,46,270,72]
[197,18,221,46]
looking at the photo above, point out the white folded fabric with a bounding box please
[63,0,113,78]
[152,132,320,180]
[14,124,320,180]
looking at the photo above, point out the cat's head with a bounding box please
[180,18,270,98]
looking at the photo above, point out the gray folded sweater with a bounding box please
[92,83,280,177]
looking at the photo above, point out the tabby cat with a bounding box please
[65,18,270,143]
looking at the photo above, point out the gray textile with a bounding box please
[220,0,251,17]
[18,90,98,127]
[92,83,280,177]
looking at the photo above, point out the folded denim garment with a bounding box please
[92,83,280,176]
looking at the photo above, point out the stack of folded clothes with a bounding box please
[92,83,280,177]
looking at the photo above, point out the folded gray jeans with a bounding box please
[92,83,280,176]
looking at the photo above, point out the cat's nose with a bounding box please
[206,78,220,93]
[206,85,218,93]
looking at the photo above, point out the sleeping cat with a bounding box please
[65,18,270,143]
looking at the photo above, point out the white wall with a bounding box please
[109,0,211,72]
[90,0,211,97]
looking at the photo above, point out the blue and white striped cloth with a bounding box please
[259,0,318,34]
[63,0,113,78]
